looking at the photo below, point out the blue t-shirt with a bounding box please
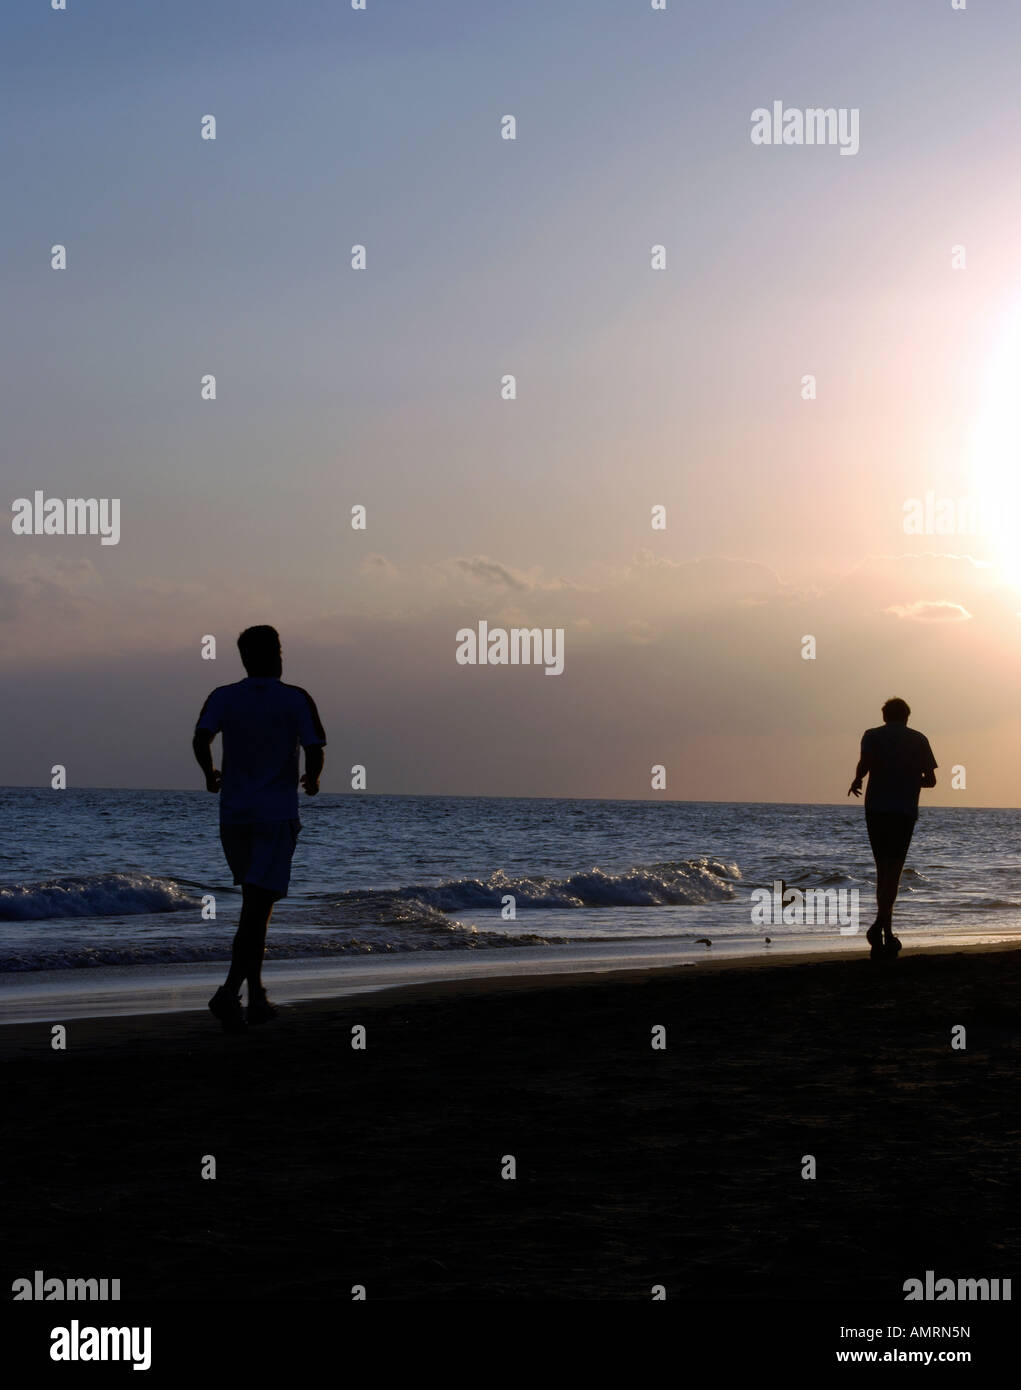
[196,677,327,824]
[861,723,937,816]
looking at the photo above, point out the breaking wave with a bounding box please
[0,873,201,921]
[307,858,741,918]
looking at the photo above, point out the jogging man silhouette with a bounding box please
[848,697,936,959]
[193,626,326,1031]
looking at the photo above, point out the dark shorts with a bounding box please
[220,819,301,900]
[865,811,916,863]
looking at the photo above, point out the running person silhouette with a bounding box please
[848,697,936,959]
[193,626,326,1031]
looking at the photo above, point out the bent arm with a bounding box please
[192,729,221,791]
[921,770,937,788]
[848,749,869,797]
[302,743,325,795]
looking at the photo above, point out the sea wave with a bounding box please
[0,872,201,921]
[307,858,741,917]
[0,858,738,929]
[783,867,861,887]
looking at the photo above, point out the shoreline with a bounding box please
[1,938,1017,1051]
[1,932,1018,1029]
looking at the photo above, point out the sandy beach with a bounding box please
[2,942,1018,1303]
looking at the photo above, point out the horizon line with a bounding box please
[1,785,1015,813]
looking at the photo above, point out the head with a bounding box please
[881,697,910,725]
[238,625,282,678]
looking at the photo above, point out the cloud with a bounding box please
[5,542,1021,800]
[884,600,972,622]
[134,578,209,599]
[360,553,400,580]
[449,555,534,591]
[627,550,795,600]
[0,556,98,621]
[624,619,656,645]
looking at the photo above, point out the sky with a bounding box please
[4,0,1021,803]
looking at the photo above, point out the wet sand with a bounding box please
[3,944,1019,1301]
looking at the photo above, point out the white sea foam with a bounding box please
[0,872,200,921]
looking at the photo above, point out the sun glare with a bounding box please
[971,301,1021,590]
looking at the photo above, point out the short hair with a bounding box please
[882,697,911,723]
[237,625,282,675]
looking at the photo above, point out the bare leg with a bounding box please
[874,858,906,938]
[223,884,276,997]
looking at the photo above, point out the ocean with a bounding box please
[2,788,1020,974]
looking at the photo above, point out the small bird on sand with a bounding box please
[764,936,772,944]
[695,937,712,947]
